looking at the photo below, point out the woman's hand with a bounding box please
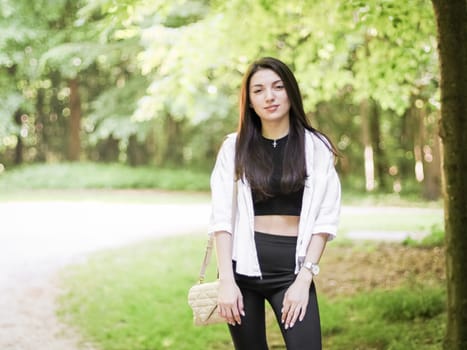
[218,279,245,326]
[281,269,313,329]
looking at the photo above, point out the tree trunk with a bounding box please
[35,88,47,162]
[14,111,23,165]
[68,77,81,161]
[96,136,119,162]
[412,101,425,184]
[163,114,185,166]
[369,101,388,191]
[360,99,375,191]
[127,134,150,166]
[399,108,412,181]
[431,1,467,349]
[422,110,442,200]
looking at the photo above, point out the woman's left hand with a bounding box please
[281,270,312,329]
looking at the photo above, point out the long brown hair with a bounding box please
[235,57,335,199]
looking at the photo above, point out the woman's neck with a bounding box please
[261,120,290,140]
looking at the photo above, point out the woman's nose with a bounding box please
[265,88,275,101]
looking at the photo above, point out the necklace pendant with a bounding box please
[273,140,277,148]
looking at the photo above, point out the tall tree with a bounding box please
[68,77,81,160]
[431,0,467,349]
[0,0,40,164]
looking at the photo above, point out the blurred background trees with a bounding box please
[0,0,440,198]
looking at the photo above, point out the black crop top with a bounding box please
[252,135,304,216]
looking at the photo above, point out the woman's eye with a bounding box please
[275,85,284,90]
[253,89,262,94]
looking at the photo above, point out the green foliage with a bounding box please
[85,75,149,145]
[39,42,109,79]
[0,162,210,191]
[343,0,437,113]
[0,0,443,198]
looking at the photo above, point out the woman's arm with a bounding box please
[215,231,236,281]
[215,231,245,326]
[298,232,329,281]
[281,233,329,329]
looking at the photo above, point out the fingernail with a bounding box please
[290,323,294,328]
[241,311,245,316]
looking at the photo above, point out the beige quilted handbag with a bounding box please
[188,180,237,326]
[187,236,225,326]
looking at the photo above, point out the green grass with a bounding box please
[339,207,443,235]
[59,235,232,350]
[341,190,443,208]
[0,162,210,191]
[320,286,446,350]
[0,162,212,203]
[58,235,446,350]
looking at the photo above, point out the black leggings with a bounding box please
[229,232,321,350]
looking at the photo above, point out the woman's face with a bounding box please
[248,68,291,125]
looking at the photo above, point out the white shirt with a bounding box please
[208,130,341,277]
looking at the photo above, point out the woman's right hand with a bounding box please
[217,279,245,325]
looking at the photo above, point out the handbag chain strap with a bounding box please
[198,235,214,283]
[198,179,238,284]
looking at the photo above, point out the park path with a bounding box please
[0,200,210,350]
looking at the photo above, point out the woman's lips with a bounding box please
[265,105,279,112]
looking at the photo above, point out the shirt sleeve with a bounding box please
[312,150,341,240]
[207,135,236,235]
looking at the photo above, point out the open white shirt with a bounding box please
[208,130,341,277]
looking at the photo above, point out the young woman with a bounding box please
[208,57,341,350]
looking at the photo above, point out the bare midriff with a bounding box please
[254,215,300,236]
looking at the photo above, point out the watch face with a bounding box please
[305,262,319,275]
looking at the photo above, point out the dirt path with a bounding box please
[1,263,96,350]
[0,201,210,350]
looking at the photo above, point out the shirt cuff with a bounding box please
[208,222,232,235]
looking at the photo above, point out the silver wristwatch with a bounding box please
[303,261,320,276]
